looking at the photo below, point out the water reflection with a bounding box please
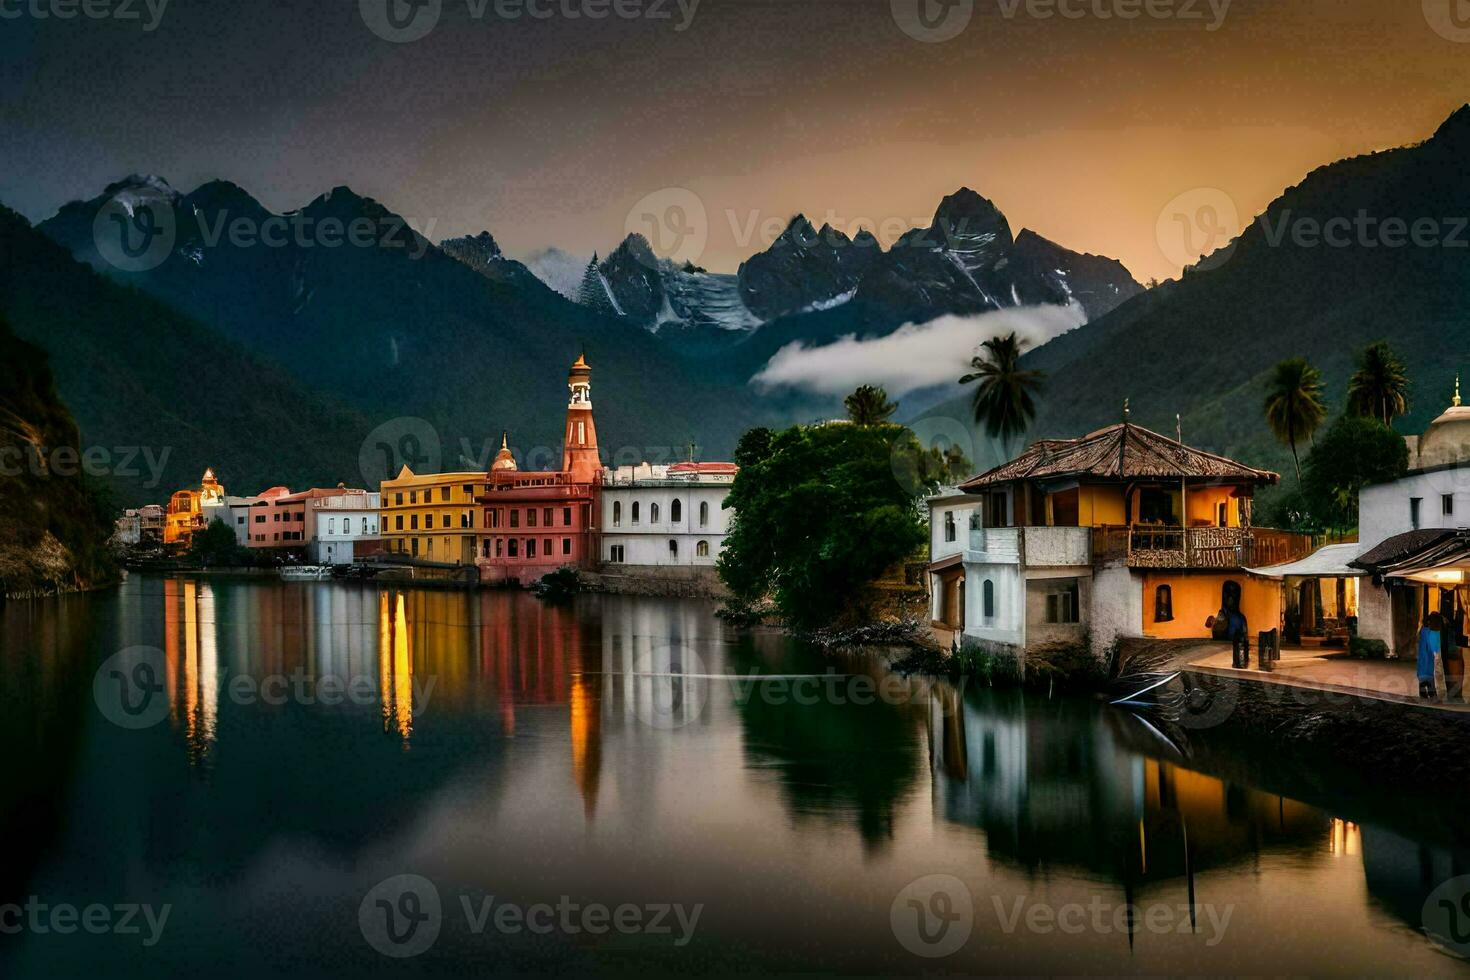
[2,577,1469,976]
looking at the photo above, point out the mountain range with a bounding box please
[8,105,1468,512]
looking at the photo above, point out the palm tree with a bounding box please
[961,333,1045,454]
[1264,357,1327,481]
[843,384,898,426]
[1346,341,1410,428]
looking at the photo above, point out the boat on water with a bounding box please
[279,565,333,582]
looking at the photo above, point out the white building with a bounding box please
[304,489,381,564]
[600,462,736,569]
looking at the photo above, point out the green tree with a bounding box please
[1263,357,1327,482]
[960,333,1045,454]
[1301,415,1409,534]
[188,518,245,567]
[1346,341,1410,428]
[718,423,934,629]
[843,384,898,426]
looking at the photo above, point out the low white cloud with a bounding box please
[751,304,1086,397]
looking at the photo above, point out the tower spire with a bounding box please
[1455,374,1462,408]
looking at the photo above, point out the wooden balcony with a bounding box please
[1092,525,1314,570]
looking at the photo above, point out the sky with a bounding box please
[3,0,1469,284]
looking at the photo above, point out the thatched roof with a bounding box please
[960,422,1280,491]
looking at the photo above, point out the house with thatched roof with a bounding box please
[927,418,1314,662]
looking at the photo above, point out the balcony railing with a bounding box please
[1092,524,1314,570]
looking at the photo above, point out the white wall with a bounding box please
[962,561,1026,647]
[1360,469,1470,550]
[602,483,731,567]
[1090,563,1144,656]
[929,495,980,564]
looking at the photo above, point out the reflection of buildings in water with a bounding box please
[378,592,415,741]
[569,659,602,820]
[1359,823,1470,937]
[598,597,713,735]
[162,578,218,764]
[929,689,1329,888]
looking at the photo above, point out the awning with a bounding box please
[928,553,964,573]
[1247,542,1367,580]
[1353,529,1470,581]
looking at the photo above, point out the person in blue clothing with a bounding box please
[1419,612,1444,700]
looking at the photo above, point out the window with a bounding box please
[509,539,519,558]
[1445,494,1455,517]
[613,501,622,527]
[543,538,552,556]
[527,539,537,559]
[510,510,520,528]
[329,518,336,534]
[699,501,709,527]
[1155,584,1174,622]
[651,503,661,524]
[427,539,434,557]
[395,492,403,506]
[410,490,417,504]
[440,487,450,502]
[461,512,472,529]
[410,515,419,530]
[577,420,586,443]
[696,540,710,558]
[982,580,995,619]
[255,514,266,524]
[669,539,678,559]
[1411,497,1423,530]
[411,539,419,556]
[543,508,553,527]
[563,507,572,526]
[395,515,404,531]
[563,538,572,555]
[464,484,474,498]
[609,545,625,563]
[1216,502,1229,526]
[481,540,490,558]
[528,509,537,528]
[495,538,503,557]
[672,499,682,523]
[944,511,956,543]
[1045,581,1081,624]
[632,502,641,525]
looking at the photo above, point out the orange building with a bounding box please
[163,467,225,548]
[476,354,603,585]
[931,419,1315,660]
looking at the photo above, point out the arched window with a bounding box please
[696,540,710,558]
[651,503,661,524]
[632,502,640,525]
[672,499,682,523]
[1155,584,1174,623]
[983,579,995,619]
[328,518,336,534]
[699,501,709,527]
[613,501,622,527]
[668,539,678,559]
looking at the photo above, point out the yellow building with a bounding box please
[379,466,487,564]
[163,468,225,548]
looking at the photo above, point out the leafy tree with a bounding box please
[1300,415,1409,533]
[718,423,935,629]
[843,385,898,426]
[961,333,1044,454]
[733,427,774,468]
[188,518,245,567]
[1263,357,1327,481]
[1346,341,1410,428]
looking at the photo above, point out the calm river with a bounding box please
[0,575,1467,976]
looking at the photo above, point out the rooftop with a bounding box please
[961,421,1279,491]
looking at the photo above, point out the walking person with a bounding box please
[1419,612,1444,701]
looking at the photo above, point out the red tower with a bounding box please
[563,353,601,483]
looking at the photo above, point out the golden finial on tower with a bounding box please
[1455,374,1462,408]
[1123,398,1131,421]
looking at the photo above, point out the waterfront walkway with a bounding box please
[1184,642,1470,713]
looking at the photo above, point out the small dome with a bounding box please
[1415,379,1470,469]
[491,432,518,472]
